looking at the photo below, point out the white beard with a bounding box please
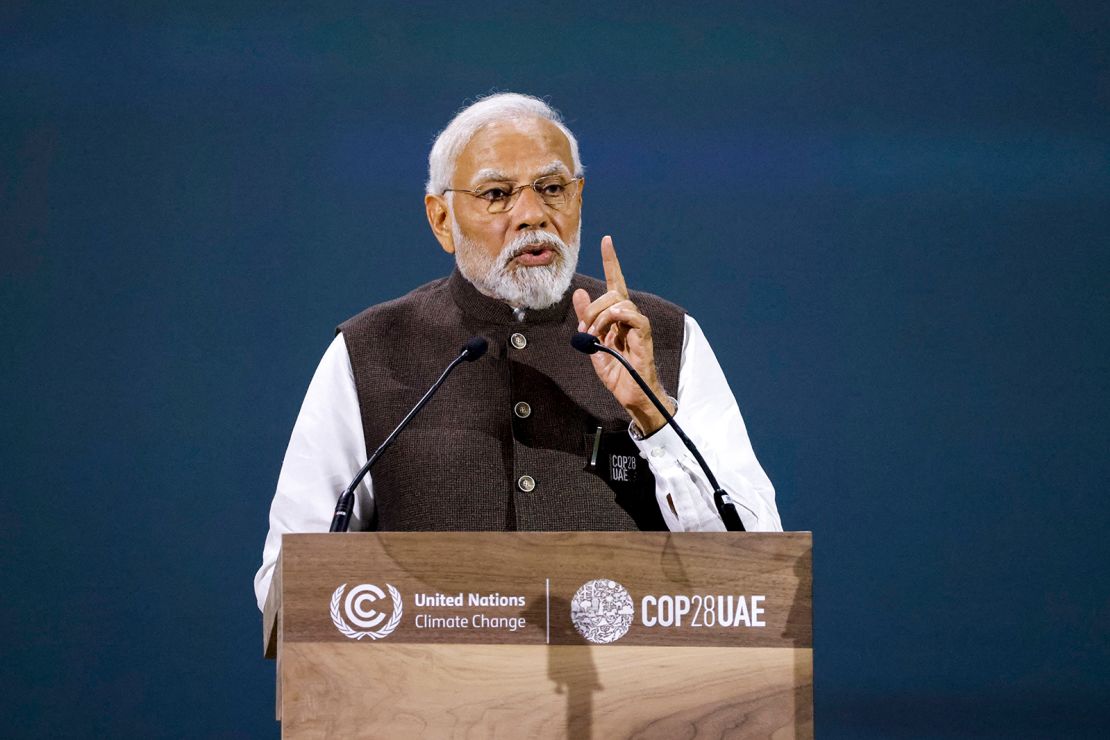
[452,223,580,310]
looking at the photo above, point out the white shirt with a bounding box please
[254,315,781,610]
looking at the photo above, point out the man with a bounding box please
[254,93,781,610]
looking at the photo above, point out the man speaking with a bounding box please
[254,93,781,610]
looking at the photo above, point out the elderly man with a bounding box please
[254,93,781,610]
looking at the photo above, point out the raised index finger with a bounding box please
[601,235,628,297]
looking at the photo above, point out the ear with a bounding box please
[425,194,456,255]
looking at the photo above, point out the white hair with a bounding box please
[426,93,583,195]
[452,222,581,310]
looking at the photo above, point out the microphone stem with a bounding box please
[329,351,468,532]
[595,345,746,532]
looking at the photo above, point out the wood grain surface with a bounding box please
[266,532,813,736]
[281,643,813,739]
[278,532,812,648]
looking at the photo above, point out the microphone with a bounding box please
[570,331,746,531]
[329,336,488,532]
[570,331,601,354]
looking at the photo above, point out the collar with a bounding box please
[448,267,576,325]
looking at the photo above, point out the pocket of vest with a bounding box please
[582,427,667,530]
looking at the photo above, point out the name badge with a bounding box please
[584,427,643,486]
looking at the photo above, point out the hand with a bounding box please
[572,235,675,435]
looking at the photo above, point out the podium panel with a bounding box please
[265,532,813,739]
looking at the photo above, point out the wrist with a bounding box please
[627,394,678,439]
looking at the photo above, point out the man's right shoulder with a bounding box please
[336,275,452,336]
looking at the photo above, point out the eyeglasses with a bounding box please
[443,176,582,214]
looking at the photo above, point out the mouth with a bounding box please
[509,243,558,267]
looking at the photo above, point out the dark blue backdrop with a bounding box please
[3,2,1108,737]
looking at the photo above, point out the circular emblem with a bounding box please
[329,583,402,640]
[571,579,634,644]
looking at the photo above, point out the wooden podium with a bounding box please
[263,532,812,739]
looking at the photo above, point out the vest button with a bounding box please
[513,401,532,419]
[510,332,527,349]
[517,475,536,492]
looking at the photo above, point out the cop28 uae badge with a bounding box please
[571,578,634,644]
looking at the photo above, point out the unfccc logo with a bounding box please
[329,583,402,640]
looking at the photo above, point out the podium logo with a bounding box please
[571,579,634,644]
[329,583,403,640]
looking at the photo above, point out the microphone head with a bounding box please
[571,332,601,355]
[461,336,488,361]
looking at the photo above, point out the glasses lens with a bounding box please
[474,184,515,214]
[534,177,576,210]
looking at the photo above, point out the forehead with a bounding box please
[454,117,574,184]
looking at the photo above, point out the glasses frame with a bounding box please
[443,176,583,214]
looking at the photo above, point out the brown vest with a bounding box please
[338,269,686,532]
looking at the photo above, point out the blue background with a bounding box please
[2,2,1108,737]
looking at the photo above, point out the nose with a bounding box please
[510,184,549,231]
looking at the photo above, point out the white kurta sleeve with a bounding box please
[634,315,782,533]
[253,334,373,611]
